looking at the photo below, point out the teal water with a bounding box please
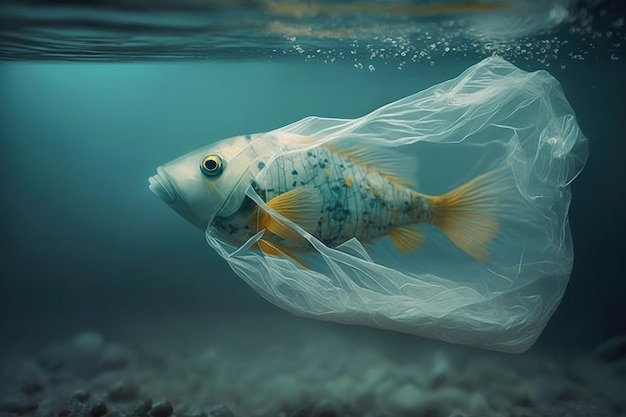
[0,1,625,416]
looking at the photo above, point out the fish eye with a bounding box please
[200,154,223,177]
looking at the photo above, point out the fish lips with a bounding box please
[148,166,177,204]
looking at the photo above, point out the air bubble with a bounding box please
[270,2,622,70]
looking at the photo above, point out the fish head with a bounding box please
[149,135,265,231]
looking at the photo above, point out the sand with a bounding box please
[1,314,624,417]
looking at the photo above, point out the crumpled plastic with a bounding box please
[206,56,588,353]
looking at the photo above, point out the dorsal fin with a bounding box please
[324,141,417,187]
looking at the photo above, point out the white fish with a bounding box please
[149,134,505,265]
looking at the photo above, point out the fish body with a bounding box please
[149,133,502,263]
[212,144,429,251]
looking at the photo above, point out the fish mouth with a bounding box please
[148,166,177,204]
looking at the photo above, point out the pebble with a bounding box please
[90,400,107,417]
[187,410,208,417]
[543,399,612,417]
[127,397,153,416]
[0,401,39,416]
[289,404,312,417]
[312,400,339,417]
[107,381,140,402]
[72,390,91,402]
[57,406,71,417]
[150,401,174,417]
[176,403,208,417]
[555,385,583,402]
[265,374,302,405]
[513,393,535,408]
[382,383,424,415]
[323,375,354,399]
[209,404,234,417]
[428,352,452,390]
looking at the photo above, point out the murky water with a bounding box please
[1,1,625,416]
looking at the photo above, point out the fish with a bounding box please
[149,132,506,264]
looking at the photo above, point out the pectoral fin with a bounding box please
[258,187,321,243]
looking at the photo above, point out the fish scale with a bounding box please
[254,145,426,249]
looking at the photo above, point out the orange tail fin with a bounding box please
[430,169,510,262]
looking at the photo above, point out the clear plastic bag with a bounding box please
[205,57,588,353]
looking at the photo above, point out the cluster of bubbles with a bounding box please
[273,1,624,71]
[3,0,622,64]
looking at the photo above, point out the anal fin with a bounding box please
[389,226,426,253]
[257,239,308,268]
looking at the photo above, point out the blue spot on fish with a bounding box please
[258,161,265,170]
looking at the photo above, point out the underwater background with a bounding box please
[1,1,625,416]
